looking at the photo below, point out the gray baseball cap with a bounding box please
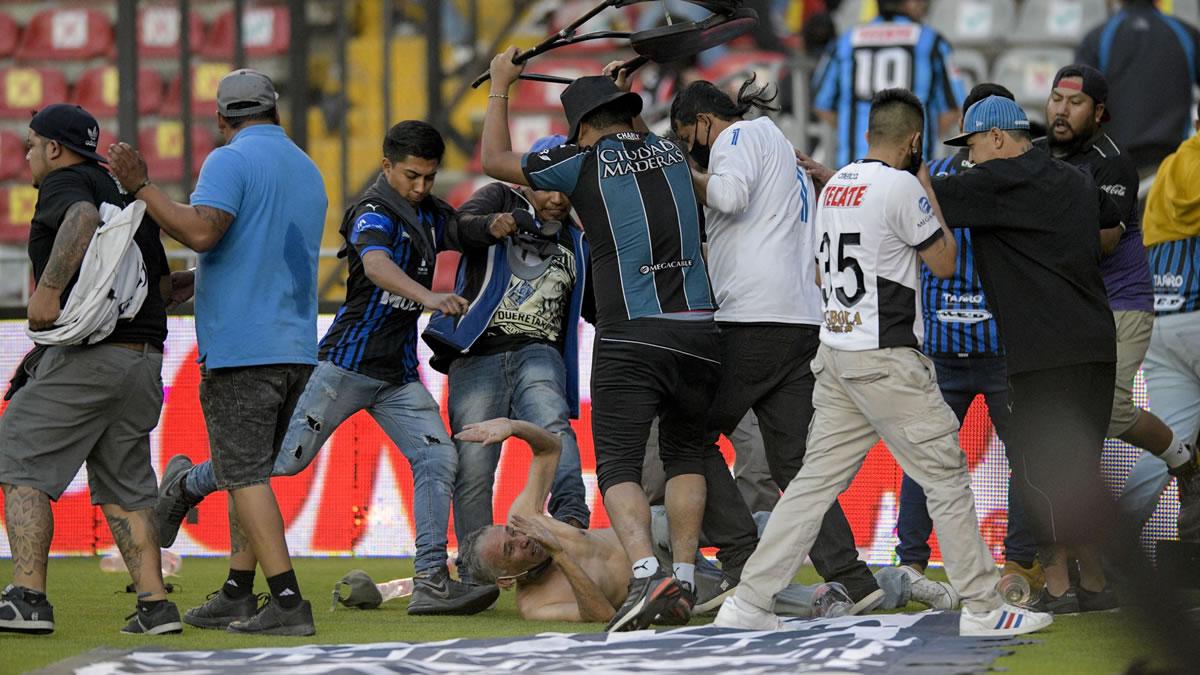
[216,68,278,117]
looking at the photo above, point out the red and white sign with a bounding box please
[0,317,1177,562]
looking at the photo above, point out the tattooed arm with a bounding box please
[28,201,100,330]
[107,142,233,252]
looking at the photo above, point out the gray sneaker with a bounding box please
[407,567,499,616]
[184,590,257,629]
[156,455,203,547]
[227,597,315,636]
[121,600,183,635]
[0,585,54,635]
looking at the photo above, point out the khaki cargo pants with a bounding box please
[736,344,1003,614]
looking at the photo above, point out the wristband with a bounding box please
[132,178,152,195]
[488,93,509,99]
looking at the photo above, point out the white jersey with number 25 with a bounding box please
[815,160,943,352]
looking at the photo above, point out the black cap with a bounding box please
[1052,64,1111,122]
[560,76,643,143]
[29,104,105,163]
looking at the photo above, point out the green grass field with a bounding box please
[0,557,1156,674]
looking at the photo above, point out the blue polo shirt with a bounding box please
[190,124,328,368]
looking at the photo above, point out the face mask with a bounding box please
[689,117,713,170]
[907,136,924,176]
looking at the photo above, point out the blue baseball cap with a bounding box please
[529,134,567,154]
[945,95,1031,147]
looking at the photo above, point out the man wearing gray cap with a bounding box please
[108,68,328,636]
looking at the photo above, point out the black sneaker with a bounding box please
[605,569,681,633]
[1077,586,1120,612]
[694,574,737,614]
[156,455,203,547]
[407,566,499,616]
[654,582,695,626]
[183,589,258,629]
[227,596,315,636]
[121,600,184,635]
[0,584,54,635]
[1031,587,1080,614]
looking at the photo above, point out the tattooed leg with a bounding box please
[101,504,167,600]
[228,493,258,572]
[2,484,53,592]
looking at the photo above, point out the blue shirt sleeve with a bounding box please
[190,146,246,218]
[522,144,587,194]
[812,41,841,112]
[933,36,966,113]
[349,207,397,258]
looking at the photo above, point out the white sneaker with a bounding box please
[713,596,787,631]
[898,565,960,610]
[848,588,886,615]
[959,602,1052,637]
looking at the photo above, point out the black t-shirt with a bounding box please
[1077,4,1200,168]
[29,162,169,348]
[931,150,1117,375]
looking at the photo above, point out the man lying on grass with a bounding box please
[453,418,858,623]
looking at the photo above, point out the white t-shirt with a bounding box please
[815,160,942,351]
[704,117,823,324]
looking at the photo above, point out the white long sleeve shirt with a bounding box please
[704,117,823,324]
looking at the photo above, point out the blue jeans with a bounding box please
[189,361,458,573]
[1120,312,1200,524]
[448,343,589,540]
[895,355,1038,566]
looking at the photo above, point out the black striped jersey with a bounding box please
[318,199,448,385]
[521,131,714,327]
[814,15,964,168]
[921,151,1002,356]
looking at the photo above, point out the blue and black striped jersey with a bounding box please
[813,15,964,168]
[920,152,1002,356]
[522,131,714,327]
[319,198,447,385]
[1150,238,1200,315]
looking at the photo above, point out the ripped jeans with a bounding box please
[188,360,458,572]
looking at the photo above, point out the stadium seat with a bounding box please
[0,130,31,182]
[512,58,606,113]
[139,122,215,182]
[698,51,788,90]
[0,67,69,119]
[950,49,990,98]
[160,63,232,117]
[1166,0,1200,25]
[14,8,113,61]
[992,47,1075,120]
[928,0,1016,47]
[1012,0,1108,46]
[72,66,164,118]
[138,5,206,59]
[0,184,38,244]
[200,6,290,59]
[0,12,19,58]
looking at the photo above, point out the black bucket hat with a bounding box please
[560,75,643,143]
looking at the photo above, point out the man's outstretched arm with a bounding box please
[511,514,615,623]
[454,418,561,520]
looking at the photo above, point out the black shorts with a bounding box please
[200,363,313,490]
[590,318,720,494]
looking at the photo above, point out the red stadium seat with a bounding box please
[137,5,206,59]
[432,251,461,293]
[15,8,113,61]
[0,131,31,182]
[160,63,231,117]
[200,6,290,59]
[0,67,70,119]
[72,66,164,118]
[0,12,19,58]
[139,122,215,182]
[0,184,38,244]
[512,58,606,113]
